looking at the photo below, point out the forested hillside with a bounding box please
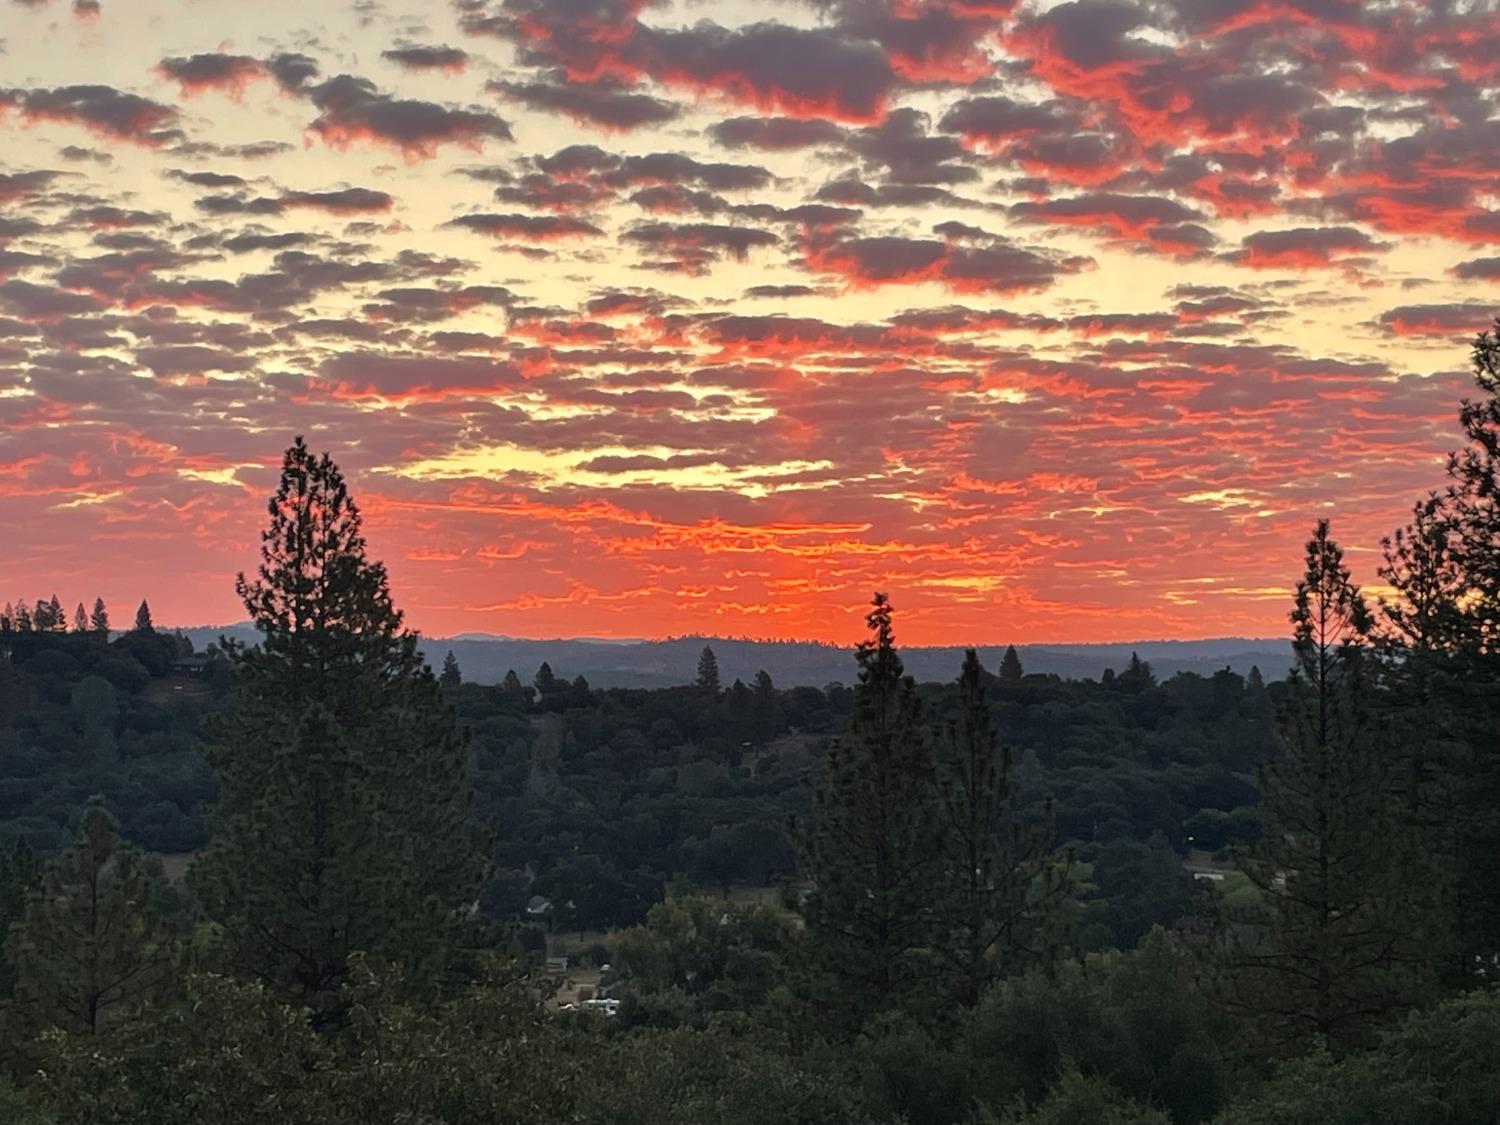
[0,598,1270,947]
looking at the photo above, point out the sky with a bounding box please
[0,0,1496,645]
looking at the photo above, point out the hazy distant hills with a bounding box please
[178,627,1294,689]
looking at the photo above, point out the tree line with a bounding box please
[0,598,154,638]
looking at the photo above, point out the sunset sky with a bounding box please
[0,0,1495,644]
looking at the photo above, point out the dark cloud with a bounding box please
[536,144,620,177]
[488,74,679,129]
[940,94,1067,142]
[135,345,256,375]
[1010,193,1204,234]
[280,188,394,215]
[304,75,512,158]
[708,116,845,150]
[167,169,247,188]
[848,107,978,185]
[1452,258,1500,282]
[0,170,60,201]
[58,145,112,164]
[608,152,772,192]
[66,205,165,228]
[194,194,285,216]
[744,284,819,299]
[0,84,178,144]
[804,229,1089,294]
[814,175,973,209]
[267,52,320,93]
[637,22,895,122]
[0,279,108,319]
[220,231,316,254]
[1228,226,1382,269]
[1377,303,1497,338]
[622,222,779,273]
[156,53,265,96]
[448,213,603,239]
[382,45,470,72]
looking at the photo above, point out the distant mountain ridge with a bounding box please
[176,626,1294,689]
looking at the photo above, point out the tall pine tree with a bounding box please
[933,650,1068,1006]
[795,593,943,1033]
[1217,522,1434,1053]
[695,645,721,694]
[1376,324,1500,975]
[89,597,109,636]
[997,644,1024,683]
[439,651,462,691]
[189,438,488,1028]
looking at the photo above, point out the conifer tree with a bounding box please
[14,603,30,632]
[439,650,462,691]
[933,650,1067,1006]
[695,645,721,694]
[89,597,109,636]
[1218,522,1434,1052]
[1117,651,1155,692]
[751,669,778,742]
[501,669,525,700]
[998,644,1024,682]
[72,603,87,633]
[31,599,55,632]
[0,604,11,634]
[534,662,558,700]
[47,595,63,633]
[190,437,488,1027]
[796,593,943,1033]
[132,600,153,633]
[1376,325,1500,975]
[8,806,173,1037]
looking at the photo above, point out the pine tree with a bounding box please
[8,806,173,1037]
[132,600,153,633]
[1218,522,1434,1053]
[89,597,109,636]
[795,593,943,1033]
[751,669,778,743]
[933,650,1068,1006]
[695,645,721,694]
[501,669,525,700]
[14,603,30,632]
[1246,665,1265,692]
[1372,326,1500,977]
[31,599,55,632]
[533,662,557,700]
[1117,651,1155,692]
[189,437,488,1028]
[72,603,88,633]
[47,595,64,633]
[998,644,1023,682]
[439,650,462,691]
[0,604,11,634]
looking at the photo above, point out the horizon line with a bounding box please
[163,623,1291,649]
